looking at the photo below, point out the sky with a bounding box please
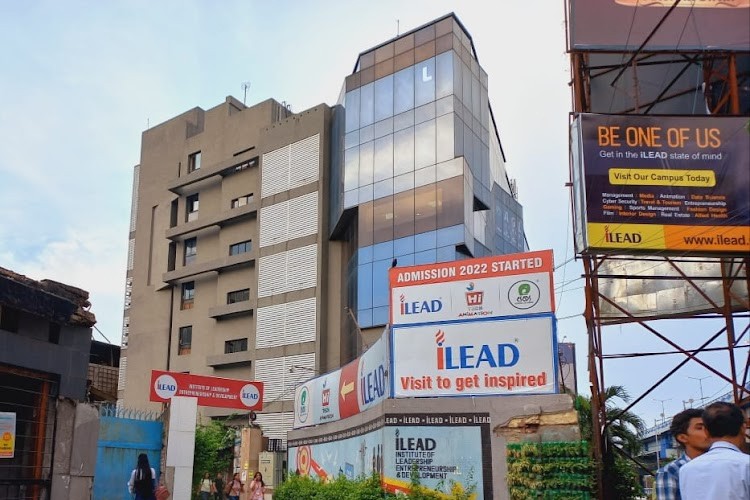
[0,0,746,427]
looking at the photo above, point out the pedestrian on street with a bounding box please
[226,472,244,500]
[127,453,157,500]
[248,471,265,500]
[213,471,225,500]
[197,471,214,500]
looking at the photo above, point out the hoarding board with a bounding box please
[569,0,750,51]
[288,412,492,499]
[573,114,750,255]
[293,331,389,429]
[389,250,555,325]
[149,370,263,411]
[391,315,557,398]
[0,412,16,459]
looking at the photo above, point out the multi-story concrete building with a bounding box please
[120,13,526,445]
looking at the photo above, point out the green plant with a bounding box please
[506,441,594,499]
[192,419,235,486]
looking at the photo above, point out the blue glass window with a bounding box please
[360,82,374,127]
[394,67,414,115]
[373,135,393,183]
[374,75,394,122]
[372,306,389,326]
[345,89,360,133]
[414,249,437,265]
[372,259,391,307]
[359,141,374,186]
[415,57,436,107]
[357,262,373,309]
[414,230,437,252]
[435,51,453,99]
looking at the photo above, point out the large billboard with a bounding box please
[569,0,750,51]
[149,370,263,411]
[391,315,558,398]
[389,250,555,325]
[288,412,492,499]
[572,114,750,255]
[293,331,389,429]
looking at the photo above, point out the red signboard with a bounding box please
[149,370,263,411]
[338,359,359,419]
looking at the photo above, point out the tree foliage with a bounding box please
[575,385,645,499]
[193,419,235,486]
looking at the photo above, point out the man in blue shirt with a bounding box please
[679,402,750,500]
[655,408,709,500]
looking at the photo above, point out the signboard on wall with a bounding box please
[389,250,555,325]
[149,370,263,411]
[293,330,389,429]
[569,0,750,51]
[391,315,557,398]
[287,412,492,499]
[572,114,750,255]
[0,412,16,459]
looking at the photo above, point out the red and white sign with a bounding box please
[149,370,263,411]
[392,316,557,398]
[389,250,555,325]
[293,330,388,429]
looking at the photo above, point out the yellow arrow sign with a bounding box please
[340,381,354,400]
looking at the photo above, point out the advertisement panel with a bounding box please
[574,114,750,255]
[569,0,750,51]
[288,412,492,499]
[391,315,557,398]
[389,250,555,325]
[293,331,389,429]
[383,414,491,499]
[0,412,16,459]
[148,370,263,411]
[288,427,383,481]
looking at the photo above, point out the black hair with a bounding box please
[134,453,153,496]
[702,402,744,438]
[669,408,703,448]
[253,471,265,487]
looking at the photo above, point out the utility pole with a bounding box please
[687,376,709,407]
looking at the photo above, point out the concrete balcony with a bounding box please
[208,300,255,320]
[167,151,258,195]
[206,350,253,368]
[165,202,257,242]
[162,251,255,284]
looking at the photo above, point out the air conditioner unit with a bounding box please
[258,451,285,488]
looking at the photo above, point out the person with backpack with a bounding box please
[127,453,157,500]
[225,472,244,500]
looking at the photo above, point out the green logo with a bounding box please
[518,283,531,296]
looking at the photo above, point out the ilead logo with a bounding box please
[604,225,642,244]
[399,294,443,315]
[240,384,260,408]
[508,280,540,310]
[154,374,178,399]
[435,330,519,370]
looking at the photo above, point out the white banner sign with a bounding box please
[391,272,553,325]
[392,316,557,398]
[294,330,389,429]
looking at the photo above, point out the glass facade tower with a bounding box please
[331,14,526,329]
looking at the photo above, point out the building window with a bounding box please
[178,326,192,355]
[224,338,248,354]
[181,282,195,310]
[229,240,252,256]
[227,289,250,304]
[184,238,197,265]
[188,151,201,173]
[231,193,253,208]
[186,194,199,222]
[0,306,20,333]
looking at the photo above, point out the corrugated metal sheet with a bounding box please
[129,166,140,232]
[261,147,290,199]
[257,245,317,298]
[257,252,288,297]
[261,135,319,199]
[289,134,320,189]
[127,238,135,271]
[286,245,317,291]
[255,353,315,403]
[288,191,318,241]
[259,201,288,248]
[256,298,316,349]
[254,412,295,448]
[117,357,126,391]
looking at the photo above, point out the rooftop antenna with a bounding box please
[396,19,400,36]
[241,82,251,105]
